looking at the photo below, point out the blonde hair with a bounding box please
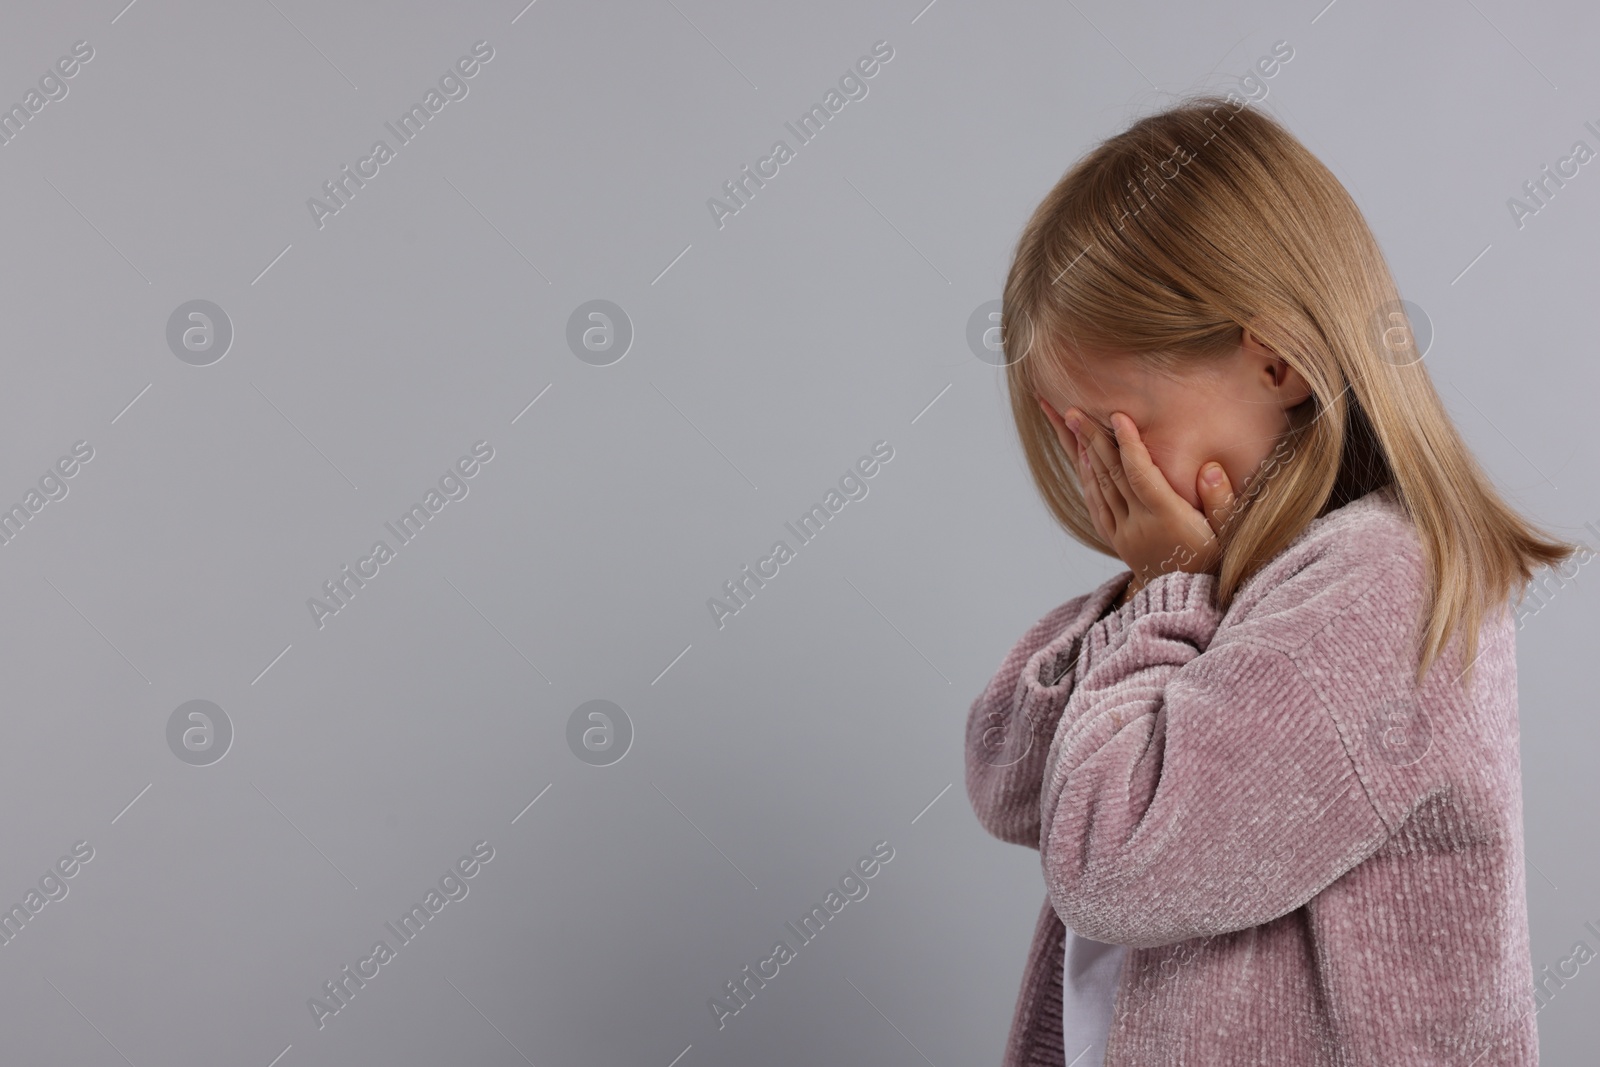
[1001,94,1579,689]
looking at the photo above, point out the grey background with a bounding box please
[0,0,1595,1064]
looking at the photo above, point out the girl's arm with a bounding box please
[1039,567,1394,949]
[964,571,1131,849]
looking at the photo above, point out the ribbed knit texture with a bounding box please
[965,485,1537,1065]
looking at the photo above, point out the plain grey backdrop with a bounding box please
[0,0,1594,1064]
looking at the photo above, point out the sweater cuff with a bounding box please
[1026,572,1131,693]
[1085,568,1219,652]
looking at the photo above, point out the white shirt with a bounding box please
[1062,928,1126,1066]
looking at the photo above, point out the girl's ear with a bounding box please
[1241,325,1275,356]
[1269,356,1314,409]
[1241,324,1312,409]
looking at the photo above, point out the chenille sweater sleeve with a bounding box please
[1038,568,1392,949]
[965,572,1131,849]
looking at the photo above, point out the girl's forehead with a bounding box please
[1047,343,1198,402]
[1043,353,1133,405]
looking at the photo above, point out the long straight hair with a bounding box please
[1001,94,1578,689]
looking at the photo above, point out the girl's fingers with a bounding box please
[1039,399,1081,458]
[1083,424,1128,521]
[1041,401,1107,538]
[1039,397,1061,434]
[1038,398,1062,443]
[1061,421,1081,458]
[1049,402,1120,548]
[1092,422,1136,512]
[1108,413,1164,509]
[1086,475,1115,546]
[1075,433,1115,543]
[1197,462,1237,535]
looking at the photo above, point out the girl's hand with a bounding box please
[1040,400,1236,596]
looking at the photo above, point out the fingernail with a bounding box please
[1065,414,1081,434]
[1203,464,1224,486]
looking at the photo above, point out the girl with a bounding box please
[965,95,1578,1066]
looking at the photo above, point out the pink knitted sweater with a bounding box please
[965,485,1538,1065]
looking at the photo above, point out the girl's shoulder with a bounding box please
[1281,482,1416,564]
[1217,485,1423,654]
